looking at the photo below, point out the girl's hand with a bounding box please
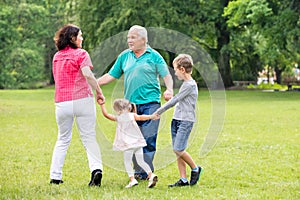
[150,113,160,120]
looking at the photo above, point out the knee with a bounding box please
[173,150,184,157]
[58,134,72,145]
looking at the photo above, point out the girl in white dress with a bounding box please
[99,98,158,188]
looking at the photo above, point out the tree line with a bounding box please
[0,0,299,89]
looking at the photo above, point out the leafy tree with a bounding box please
[0,1,69,88]
[43,0,70,84]
[75,0,221,87]
[224,0,300,84]
[1,0,298,88]
[229,30,262,81]
[0,3,48,88]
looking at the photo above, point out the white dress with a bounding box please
[113,112,147,151]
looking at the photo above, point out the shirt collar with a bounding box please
[129,45,151,56]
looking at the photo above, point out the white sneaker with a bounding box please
[125,179,138,188]
[148,173,158,188]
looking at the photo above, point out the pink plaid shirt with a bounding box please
[53,46,94,102]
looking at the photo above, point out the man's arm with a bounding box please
[163,74,173,101]
[97,73,116,86]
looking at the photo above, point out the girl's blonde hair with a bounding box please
[173,54,193,74]
[113,99,135,114]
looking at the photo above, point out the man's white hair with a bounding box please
[129,25,148,43]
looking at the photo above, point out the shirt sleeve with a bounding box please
[155,83,193,115]
[108,53,125,79]
[79,50,93,69]
[155,52,169,78]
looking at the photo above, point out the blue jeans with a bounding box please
[171,119,194,151]
[133,102,160,178]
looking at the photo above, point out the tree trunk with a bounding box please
[167,51,177,89]
[217,44,232,87]
[215,25,232,87]
[215,0,233,88]
[275,66,283,84]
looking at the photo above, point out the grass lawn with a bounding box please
[0,84,299,200]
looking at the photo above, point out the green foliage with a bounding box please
[0,3,48,89]
[224,0,300,84]
[225,0,272,28]
[76,0,221,88]
[0,0,299,88]
[12,48,45,88]
[247,83,286,90]
[0,1,69,89]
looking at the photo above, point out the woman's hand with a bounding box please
[96,91,105,105]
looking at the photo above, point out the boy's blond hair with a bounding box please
[173,54,193,74]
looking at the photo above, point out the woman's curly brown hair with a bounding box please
[54,24,80,50]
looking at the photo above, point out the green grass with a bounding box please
[0,85,299,200]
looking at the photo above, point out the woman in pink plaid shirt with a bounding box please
[49,24,105,187]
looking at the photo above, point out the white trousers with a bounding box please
[124,148,151,177]
[50,97,102,180]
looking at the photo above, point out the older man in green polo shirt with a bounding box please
[98,25,173,180]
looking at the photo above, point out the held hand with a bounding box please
[163,89,173,101]
[150,113,160,120]
[97,98,105,105]
[96,92,105,105]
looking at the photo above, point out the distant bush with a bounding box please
[0,48,45,89]
[247,83,286,90]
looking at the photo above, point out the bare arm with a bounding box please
[163,74,173,101]
[81,66,105,104]
[97,73,116,86]
[134,113,159,121]
[99,103,117,121]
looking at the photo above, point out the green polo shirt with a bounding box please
[108,46,169,104]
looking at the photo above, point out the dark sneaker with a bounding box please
[134,173,147,181]
[50,179,64,185]
[190,166,202,186]
[168,179,189,187]
[88,169,102,187]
